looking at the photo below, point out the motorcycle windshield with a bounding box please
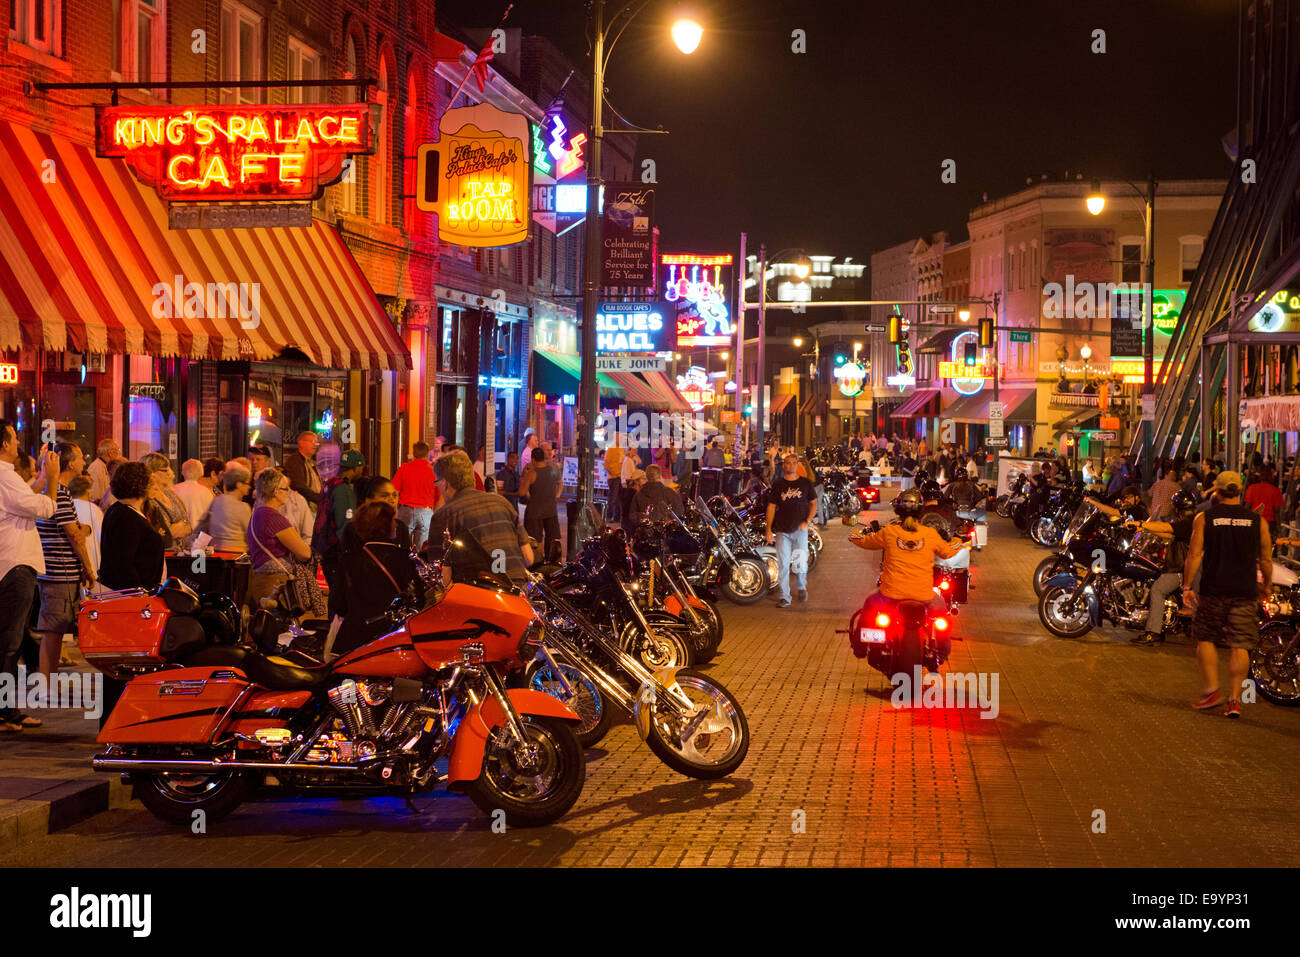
[1060,501,1100,547]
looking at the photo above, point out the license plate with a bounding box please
[859,627,887,644]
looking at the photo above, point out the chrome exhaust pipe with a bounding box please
[93,756,369,774]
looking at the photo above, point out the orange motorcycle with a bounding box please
[82,577,585,828]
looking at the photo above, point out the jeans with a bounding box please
[1146,572,1182,634]
[0,564,38,721]
[814,484,828,524]
[774,528,809,602]
[400,505,435,552]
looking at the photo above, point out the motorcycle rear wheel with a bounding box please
[891,630,925,704]
[465,715,585,827]
[644,668,749,779]
[1039,585,1094,638]
[133,768,251,825]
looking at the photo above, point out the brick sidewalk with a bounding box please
[2,516,1297,867]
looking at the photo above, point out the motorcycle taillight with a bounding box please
[933,616,950,632]
[874,612,891,628]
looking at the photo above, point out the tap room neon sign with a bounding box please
[95,104,372,202]
[664,253,733,347]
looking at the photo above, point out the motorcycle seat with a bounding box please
[179,642,331,690]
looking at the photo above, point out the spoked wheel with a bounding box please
[464,715,585,827]
[662,601,724,665]
[133,767,251,825]
[995,495,1011,518]
[526,656,613,747]
[1030,516,1060,548]
[1251,623,1300,706]
[619,619,693,670]
[720,556,767,605]
[643,668,749,779]
[1038,585,1094,638]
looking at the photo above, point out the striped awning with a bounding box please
[0,120,408,370]
[768,392,796,415]
[640,370,693,413]
[605,371,661,405]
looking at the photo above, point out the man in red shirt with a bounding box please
[1245,473,1284,541]
[392,441,441,552]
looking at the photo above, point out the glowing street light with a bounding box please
[793,337,804,348]
[672,19,703,54]
[1086,179,1106,216]
[958,308,971,322]
[1080,343,1092,361]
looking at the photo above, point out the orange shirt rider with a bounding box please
[851,523,960,603]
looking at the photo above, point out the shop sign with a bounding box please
[596,355,667,373]
[601,183,656,287]
[424,103,531,248]
[1088,430,1118,441]
[665,254,733,347]
[835,360,866,397]
[96,104,372,203]
[595,301,674,353]
[0,362,18,384]
[1247,289,1300,333]
[676,365,716,412]
[938,361,996,379]
[128,383,167,400]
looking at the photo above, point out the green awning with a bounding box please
[533,351,624,399]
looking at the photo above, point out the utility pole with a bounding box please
[1142,172,1157,485]
[574,0,605,542]
[735,233,746,464]
[756,244,767,458]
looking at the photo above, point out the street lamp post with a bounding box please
[574,4,700,542]
[1086,174,1157,485]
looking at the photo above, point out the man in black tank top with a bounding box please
[1183,471,1272,718]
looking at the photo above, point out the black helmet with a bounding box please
[919,480,943,502]
[894,488,923,518]
[1170,490,1196,514]
[915,468,931,483]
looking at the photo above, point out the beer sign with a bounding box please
[429,103,531,248]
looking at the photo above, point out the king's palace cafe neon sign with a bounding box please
[95,104,373,203]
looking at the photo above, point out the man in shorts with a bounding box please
[1183,470,1270,718]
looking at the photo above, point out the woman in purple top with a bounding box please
[245,468,313,612]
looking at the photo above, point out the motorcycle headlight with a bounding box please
[517,619,544,658]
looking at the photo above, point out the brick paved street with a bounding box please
[3,517,1297,868]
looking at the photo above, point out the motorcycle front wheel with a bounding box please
[1030,516,1059,548]
[1033,555,1071,596]
[464,715,585,827]
[643,668,749,779]
[1038,585,1094,638]
[719,555,768,605]
[995,494,1011,518]
[1250,623,1300,706]
[673,601,724,665]
[619,618,693,670]
[526,656,613,747]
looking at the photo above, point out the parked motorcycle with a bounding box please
[685,497,774,604]
[1253,585,1300,705]
[81,576,586,827]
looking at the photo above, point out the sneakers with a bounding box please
[798,589,808,603]
[1193,690,1224,710]
[1224,699,1241,719]
[775,598,791,608]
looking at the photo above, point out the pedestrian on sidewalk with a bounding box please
[35,443,96,690]
[1182,471,1271,718]
[520,446,563,563]
[0,426,59,732]
[765,452,817,608]
[392,441,441,553]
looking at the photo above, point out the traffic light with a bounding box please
[978,317,994,348]
[964,341,978,366]
[835,354,846,365]
[888,315,902,344]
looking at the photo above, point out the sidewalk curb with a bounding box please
[0,774,131,843]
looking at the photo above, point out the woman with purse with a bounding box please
[245,468,324,617]
[328,501,425,657]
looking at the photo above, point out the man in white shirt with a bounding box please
[0,422,59,732]
[85,438,122,506]
[172,458,217,527]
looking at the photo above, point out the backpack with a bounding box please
[312,476,348,559]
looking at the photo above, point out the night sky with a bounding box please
[438,0,1239,261]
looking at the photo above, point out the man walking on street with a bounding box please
[1183,471,1271,718]
[765,452,817,608]
[0,425,59,732]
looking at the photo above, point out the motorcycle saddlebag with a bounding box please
[97,666,252,744]
[79,592,171,677]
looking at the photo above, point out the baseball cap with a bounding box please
[1214,470,1243,491]
[248,444,271,458]
[340,450,365,470]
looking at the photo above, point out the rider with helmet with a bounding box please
[849,488,965,621]
[1127,489,1198,646]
